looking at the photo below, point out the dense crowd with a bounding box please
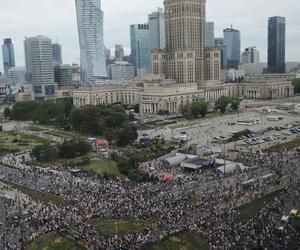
[0,147,299,249]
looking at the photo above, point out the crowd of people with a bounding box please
[0,146,299,249]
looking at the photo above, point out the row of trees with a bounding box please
[4,101,138,147]
[215,96,241,113]
[4,100,73,129]
[182,96,241,119]
[70,105,137,146]
[31,138,91,162]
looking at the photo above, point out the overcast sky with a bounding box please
[0,0,299,70]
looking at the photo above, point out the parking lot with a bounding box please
[139,109,300,153]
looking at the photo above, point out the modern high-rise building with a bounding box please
[107,62,135,80]
[223,27,241,69]
[2,38,15,75]
[52,43,63,65]
[104,46,111,64]
[9,67,26,84]
[152,0,208,83]
[268,16,286,73]
[148,7,165,51]
[24,35,55,100]
[54,64,73,87]
[115,44,124,60]
[214,38,227,70]
[205,22,215,48]
[130,23,150,78]
[75,0,108,84]
[241,47,260,64]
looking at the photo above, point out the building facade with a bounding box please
[72,77,294,114]
[223,27,241,69]
[227,80,294,100]
[73,78,205,114]
[204,48,221,81]
[107,62,135,80]
[268,16,286,73]
[214,38,227,70]
[9,67,26,84]
[2,38,15,75]
[115,44,124,60]
[241,47,259,64]
[151,0,215,84]
[205,22,215,48]
[148,8,166,51]
[24,36,55,100]
[54,64,73,87]
[52,43,63,65]
[130,24,150,78]
[75,0,108,84]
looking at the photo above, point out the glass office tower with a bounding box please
[268,16,286,73]
[75,0,108,84]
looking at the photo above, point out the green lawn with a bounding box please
[46,130,76,140]
[0,131,49,155]
[25,232,86,250]
[83,159,122,177]
[89,217,155,236]
[238,189,283,221]
[28,125,50,132]
[0,179,65,206]
[143,231,210,250]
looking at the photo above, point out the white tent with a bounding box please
[217,163,241,174]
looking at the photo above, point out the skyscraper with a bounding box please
[241,47,260,64]
[2,38,15,75]
[148,7,165,51]
[24,36,55,100]
[52,43,63,65]
[223,27,241,69]
[54,64,73,86]
[268,16,286,73]
[75,0,107,84]
[115,44,124,60]
[151,0,207,83]
[130,23,150,78]
[214,38,227,69]
[205,22,215,48]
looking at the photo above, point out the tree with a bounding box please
[215,96,231,113]
[31,144,58,162]
[191,102,208,118]
[10,101,40,120]
[292,79,300,94]
[182,104,192,119]
[59,138,91,158]
[230,97,241,111]
[182,101,208,119]
[116,123,138,147]
[3,108,11,119]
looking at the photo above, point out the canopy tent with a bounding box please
[164,153,197,167]
[161,174,172,181]
[217,163,242,174]
[97,139,108,146]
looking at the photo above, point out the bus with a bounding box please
[267,116,283,121]
[237,119,260,126]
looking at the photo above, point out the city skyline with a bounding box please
[0,0,299,71]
